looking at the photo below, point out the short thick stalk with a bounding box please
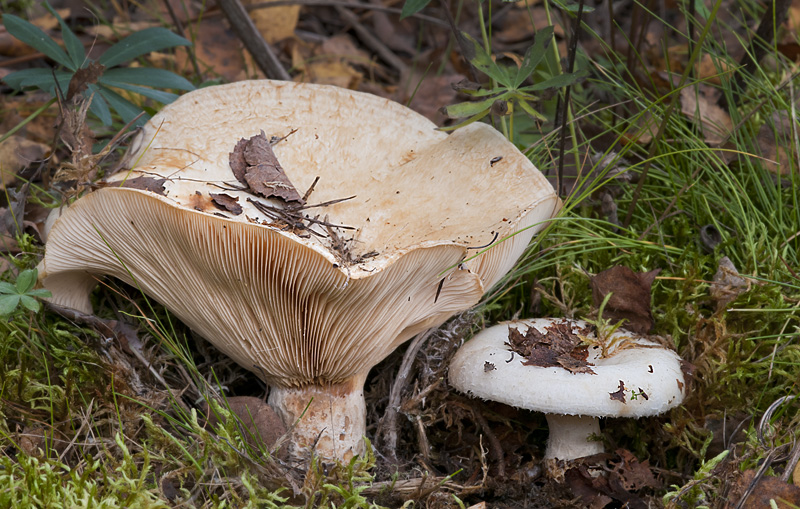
[268,374,366,462]
[544,414,604,460]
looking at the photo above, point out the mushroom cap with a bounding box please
[449,318,686,418]
[39,81,559,388]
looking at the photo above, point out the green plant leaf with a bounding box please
[437,109,491,131]
[101,67,194,90]
[512,26,554,89]
[98,87,148,125]
[461,32,511,85]
[87,85,113,125]
[99,80,178,104]
[0,282,16,294]
[515,98,548,121]
[400,0,432,19]
[441,96,498,119]
[27,289,53,299]
[2,14,74,70]
[0,294,20,315]
[44,2,85,69]
[520,68,588,92]
[15,269,37,293]
[99,27,191,68]
[3,69,72,92]
[19,295,41,312]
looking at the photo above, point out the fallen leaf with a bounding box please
[243,0,299,44]
[730,470,800,508]
[66,61,105,101]
[590,266,661,334]
[506,320,596,374]
[297,59,362,89]
[229,131,304,204]
[565,450,658,509]
[173,20,255,82]
[202,396,288,458]
[754,109,799,175]
[0,135,49,190]
[680,84,733,145]
[609,380,626,403]
[710,256,748,310]
[115,176,167,195]
[211,193,243,215]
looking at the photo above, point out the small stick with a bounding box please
[377,328,436,462]
[216,0,291,80]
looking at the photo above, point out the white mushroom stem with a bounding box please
[268,374,367,462]
[544,414,604,460]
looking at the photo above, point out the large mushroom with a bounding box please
[449,318,686,461]
[39,80,559,462]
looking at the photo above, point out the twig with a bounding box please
[555,0,586,197]
[216,0,291,80]
[376,328,436,462]
[161,0,202,80]
[336,2,407,74]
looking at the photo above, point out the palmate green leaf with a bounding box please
[0,294,20,315]
[0,281,16,294]
[460,32,511,86]
[26,289,52,299]
[44,2,85,69]
[15,269,37,294]
[98,86,150,125]
[515,98,548,121]
[102,67,194,91]
[2,14,73,70]
[99,28,191,68]
[437,109,491,132]
[19,295,41,313]
[441,96,498,119]
[87,84,113,125]
[512,26,555,89]
[2,69,72,92]
[99,79,178,104]
[400,0,432,19]
[520,68,589,92]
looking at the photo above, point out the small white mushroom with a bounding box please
[449,318,686,461]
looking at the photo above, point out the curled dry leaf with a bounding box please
[229,131,304,204]
[590,266,661,334]
[0,135,49,190]
[505,320,595,374]
[680,84,733,145]
[710,256,748,310]
[66,61,105,102]
[202,396,288,459]
[115,176,167,195]
[210,193,243,215]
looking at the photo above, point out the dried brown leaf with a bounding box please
[0,135,49,190]
[590,266,661,334]
[609,380,626,403]
[116,176,167,195]
[66,62,105,102]
[229,132,303,204]
[506,321,595,374]
[210,193,243,215]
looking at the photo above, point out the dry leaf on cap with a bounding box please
[506,320,595,374]
[590,266,661,334]
[229,131,304,204]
